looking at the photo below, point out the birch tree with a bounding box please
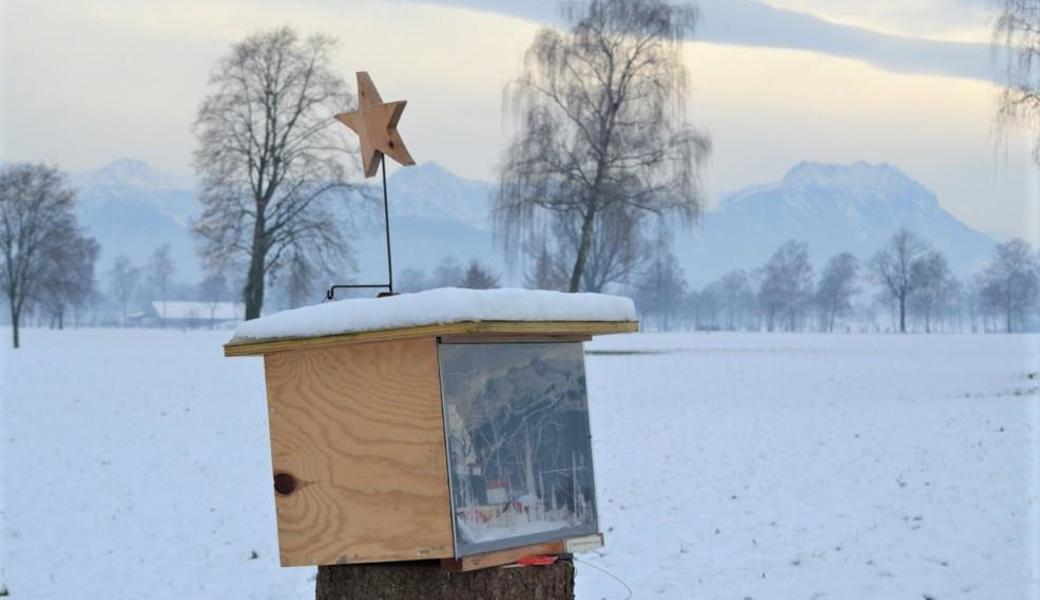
[496,0,710,292]
[995,0,1040,162]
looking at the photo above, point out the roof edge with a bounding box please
[224,320,639,357]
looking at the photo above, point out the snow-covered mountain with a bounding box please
[72,158,193,200]
[350,161,500,285]
[384,161,494,229]
[676,161,996,286]
[71,159,201,281]
[66,158,995,290]
[68,159,499,287]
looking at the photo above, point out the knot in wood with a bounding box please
[274,472,297,496]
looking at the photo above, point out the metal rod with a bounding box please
[325,284,390,301]
[324,153,395,302]
[382,154,393,294]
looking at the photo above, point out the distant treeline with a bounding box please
[382,232,1040,334]
[629,231,1040,334]
[3,161,1039,349]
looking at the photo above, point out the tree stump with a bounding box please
[315,559,575,600]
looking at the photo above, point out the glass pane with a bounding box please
[439,342,598,556]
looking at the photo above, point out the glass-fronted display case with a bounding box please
[439,342,598,556]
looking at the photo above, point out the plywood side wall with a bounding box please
[263,337,453,566]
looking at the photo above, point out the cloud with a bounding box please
[758,0,993,42]
[1,0,1031,240]
[402,0,997,83]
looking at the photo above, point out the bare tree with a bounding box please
[147,244,176,323]
[908,251,951,333]
[980,238,1039,332]
[715,269,754,331]
[0,163,86,348]
[693,287,714,330]
[108,254,140,325]
[872,229,930,333]
[548,205,653,292]
[815,252,860,332]
[633,250,687,330]
[433,256,464,288]
[459,259,499,289]
[524,243,569,291]
[280,247,328,309]
[199,272,228,328]
[37,227,100,330]
[496,0,711,292]
[193,26,362,320]
[994,0,1040,163]
[396,267,430,293]
[758,240,814,332]
[946,276,966,333]
[965,274,983,332]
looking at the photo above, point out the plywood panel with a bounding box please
[263,337,453,566]
[225,320,639,356]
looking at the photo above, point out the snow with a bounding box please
[456,516,573,545]
[229,288,637,344]
[781,161,928,200]
[2,328,1037,599]
[152,301,243,321]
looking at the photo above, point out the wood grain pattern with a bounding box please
[263,337,454,566]
[226,320,639,357]
[334,72,415,178]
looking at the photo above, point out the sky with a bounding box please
[0,0,1036,241]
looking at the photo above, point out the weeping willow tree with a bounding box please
[995,0,1040,163]
[496,0,711,293]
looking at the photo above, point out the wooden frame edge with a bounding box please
[224,320,639,357]
[440,533,605,572]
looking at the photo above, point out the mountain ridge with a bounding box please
[678,160,994,286]
[65,158,996,289]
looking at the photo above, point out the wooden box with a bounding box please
[225,294,636,568]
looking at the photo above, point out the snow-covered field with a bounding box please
[1,328,1037,599]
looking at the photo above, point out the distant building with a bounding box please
[149,301,242,329]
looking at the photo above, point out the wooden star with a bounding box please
[335,72,415,178]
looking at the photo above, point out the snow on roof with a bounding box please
[228,287,636,344]
[153,301,242,321]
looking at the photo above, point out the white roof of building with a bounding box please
[228,287,636,344]
[153,301,241,321]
